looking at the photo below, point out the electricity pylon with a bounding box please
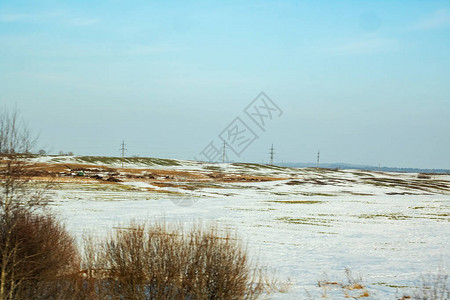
[317,150,320,169]
[120,140,127,169]
[269,144,274,165]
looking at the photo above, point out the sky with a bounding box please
[0,0,449,169]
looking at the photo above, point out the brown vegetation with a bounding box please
[318,268,370,299]
[1,107,78,300]
[0,211,79,299]
[0,160,286,188]
[80,222,270,299]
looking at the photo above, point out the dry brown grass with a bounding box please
[318,268,370,299]
[9,160,285,185]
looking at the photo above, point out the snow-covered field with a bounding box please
[42,157,449,299]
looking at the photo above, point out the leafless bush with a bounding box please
[0,156,50,216]
[0,210,80,299]
[318,268,369,299]
[0,107,48,216]
[82,222,271,299]
[0,107,36,155]
[0,107,77,300]
[411,269,449,300]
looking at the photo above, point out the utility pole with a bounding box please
[317,150,320,169]
[120,140,127,169]
[222,141,226,163]
[269,144,274,165]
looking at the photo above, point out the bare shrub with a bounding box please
[0,155,50,216]
[0,107,36,155]
[412,269,449,300]
[82,222,270,299]
[0,107,49,217]
[0,107,80,299]
[0,210,80,299]
[318,268,369,299]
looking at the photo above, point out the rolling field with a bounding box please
[30,156,450,299]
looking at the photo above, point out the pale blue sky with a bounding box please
[0,1,449,168]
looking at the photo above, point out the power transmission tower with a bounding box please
[317,150,320,169]
[269,144,274,165]
[120,140,127,169]
[222,141,226,163]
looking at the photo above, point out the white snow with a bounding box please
[41,160,449,299]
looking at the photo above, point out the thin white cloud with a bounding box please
[322,36,398,56]
[0,11,99,27]
[124,45,185,56]
[0,11,62,23]
[68,18,100,27]
[0,13,28,22]
[409,9,450,30]
[0,32,182,59]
